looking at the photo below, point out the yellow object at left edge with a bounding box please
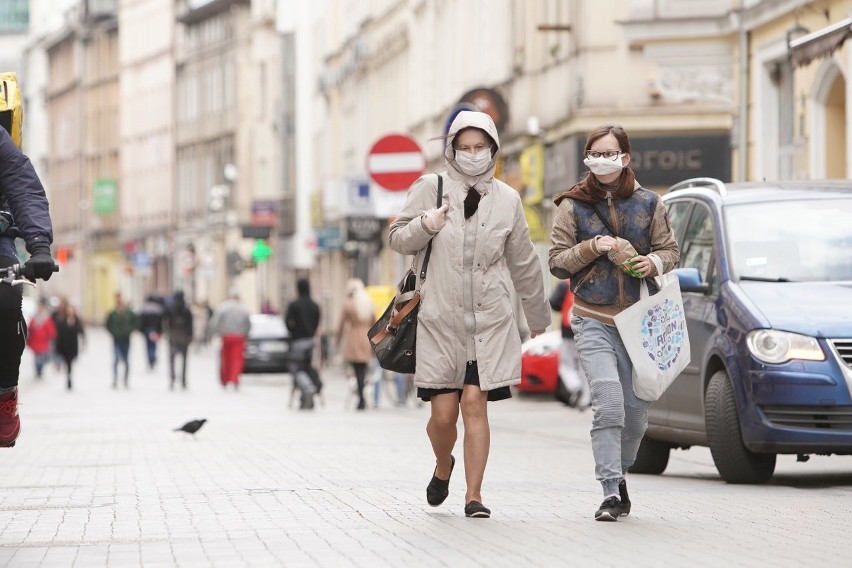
[0,72,23,148]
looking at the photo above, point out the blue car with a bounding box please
[631,178,852,483]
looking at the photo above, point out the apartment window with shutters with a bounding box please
[774,59,795,180]
[0,0,28,33]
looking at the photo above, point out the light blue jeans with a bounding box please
[571,315,651,497]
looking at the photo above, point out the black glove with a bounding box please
[23,242,55,281]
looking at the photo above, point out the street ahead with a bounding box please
[1,327,849,567]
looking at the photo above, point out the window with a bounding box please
[0,0,28,33]
[773,59,795,179]
[665,200,693,244]
[680,203,715,286]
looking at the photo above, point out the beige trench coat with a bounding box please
[388,111,550,391]
[337,299,374,364]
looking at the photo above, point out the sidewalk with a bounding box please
[1,327,849,567]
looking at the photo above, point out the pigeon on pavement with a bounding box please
[174,419,207,435]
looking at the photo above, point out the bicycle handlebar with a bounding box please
[0,263,59,287]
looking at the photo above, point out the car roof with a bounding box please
[664,179,852,206]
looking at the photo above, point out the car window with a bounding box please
[680,203,716,285]
[666,201,693,244]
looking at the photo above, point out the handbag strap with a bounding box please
[369,293,421,345]
[592,201,648,259]
[418,174,443,281]
[591,203,618,237]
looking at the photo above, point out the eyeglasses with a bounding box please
[584,150,622,160]
[457,143,491,153]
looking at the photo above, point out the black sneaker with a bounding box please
[464,500,491,518]
[594,496,626,522]
[618,480,631,516]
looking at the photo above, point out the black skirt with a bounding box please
[417,361,512,402]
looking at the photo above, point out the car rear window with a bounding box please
[249,316,287,339]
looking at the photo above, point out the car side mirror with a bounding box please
[675,268,711,294]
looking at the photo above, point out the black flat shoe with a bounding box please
[426,455,455,507]
[464,500,491,518]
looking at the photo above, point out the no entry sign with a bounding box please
[366,134,425,191]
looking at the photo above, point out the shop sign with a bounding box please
[93,178,117,215]
[575,132,731,187]
[345,216,383,243]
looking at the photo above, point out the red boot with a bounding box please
[0,389,20,448]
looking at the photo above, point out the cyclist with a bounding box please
[0,72,57,448]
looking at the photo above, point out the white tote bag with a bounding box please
[613,257,690,402]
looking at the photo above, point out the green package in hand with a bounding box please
[607,238,643,278]
[621,256,643,278]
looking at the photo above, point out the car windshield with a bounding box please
[725,197,852,282]
[249,316,287,339]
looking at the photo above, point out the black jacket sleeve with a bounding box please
[0,127,53,252]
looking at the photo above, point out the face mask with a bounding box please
[455,148,492,176]
[584,153,625,176]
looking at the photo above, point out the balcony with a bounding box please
[85,0,117,21]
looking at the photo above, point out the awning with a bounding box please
[789,17,852,68]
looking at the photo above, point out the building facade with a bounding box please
[174,0,282,311]
[33,0,284,319]
[117,0,175,311]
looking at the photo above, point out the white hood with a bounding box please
[443,111,500,185]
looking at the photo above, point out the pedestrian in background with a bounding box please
[388,111,550,519]
[50,295,69,370]
[26,299,56,379]
[548,280,590,409]
[548,124,680,522]
[191,300,212,351]
[139,295,165,370]
[209,290,251,389]
[55,304,84,390]
[106,294,138,389]
[285,278,323,408]
[260,298,278,315]
[335,278,374,411]
[164,290,193,390]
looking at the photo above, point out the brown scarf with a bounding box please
[553,167,637,206]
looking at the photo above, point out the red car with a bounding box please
[519,330,574,402]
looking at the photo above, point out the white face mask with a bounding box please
[455,148,492,176]
[584,153,625,176]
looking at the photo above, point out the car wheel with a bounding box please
[705,369,776,484]
[629,436,670,474]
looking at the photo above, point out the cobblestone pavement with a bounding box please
[1,328,850,567]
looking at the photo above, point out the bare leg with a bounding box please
[460,384,490,503]
[426,392,460,478]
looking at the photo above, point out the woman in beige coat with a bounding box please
[388,111,550,518]
[336,278,375,410]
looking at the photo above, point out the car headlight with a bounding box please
[746,330,825,364]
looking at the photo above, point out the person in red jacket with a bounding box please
[27,299,56,379]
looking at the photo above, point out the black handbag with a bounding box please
[368,174,442,374]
